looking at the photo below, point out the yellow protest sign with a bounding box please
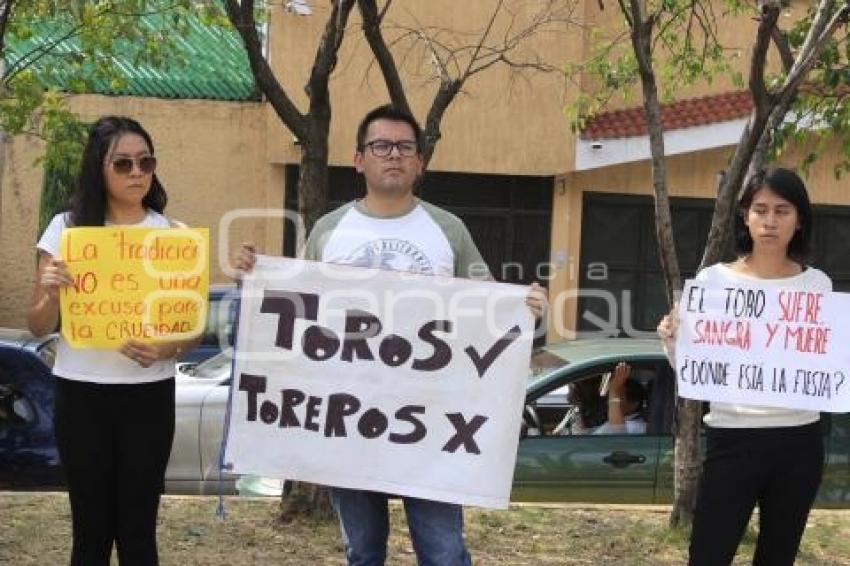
[58,226,210,348]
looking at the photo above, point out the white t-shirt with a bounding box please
[37,210,176,384]
[303,199,489,280]
[694,263,832,428]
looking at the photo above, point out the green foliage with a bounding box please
[565,36,639,128]
[0,1,209,227]
[571,0,850,180]
[37,113,87,234]
[567,0,745,129]
[1,1,198,150]
[197,1,231,27]
[768,3,850,177]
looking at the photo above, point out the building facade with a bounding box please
[1,0,846,342]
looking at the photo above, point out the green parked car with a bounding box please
[514,338,850,507]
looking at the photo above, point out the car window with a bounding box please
[524,363,674,437]
[202,293,237,348]
[192,353,232,380]
[0,372,38,427]
[527,348,569,384]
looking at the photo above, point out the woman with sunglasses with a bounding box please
[28,116,199,566]
[657,167,831,566]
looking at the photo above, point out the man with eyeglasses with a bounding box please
[233,104,546,565]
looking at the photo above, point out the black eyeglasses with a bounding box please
[110,155,157,175]
[363,139,419,158]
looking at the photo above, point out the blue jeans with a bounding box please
[329,487,472,566]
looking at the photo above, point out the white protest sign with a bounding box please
[676,278,850,411]
[223,256,535,509]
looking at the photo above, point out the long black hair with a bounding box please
[734,166,813,263]
[67,116,167,226]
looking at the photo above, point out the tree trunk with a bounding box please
[0,130,6,239]
[421,80,461,169]
[626,1,694,525]
[278,481,335,523]
[278,128,334,523]
[670,398,702,526]
[296,134,330,241]
[0,55,6,238]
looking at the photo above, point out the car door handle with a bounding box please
[603,451,646,468]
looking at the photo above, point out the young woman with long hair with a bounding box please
[658,167,830,566]
[28,116,200,566]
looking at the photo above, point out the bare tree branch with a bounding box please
[401,13,457,82]
[748,1,781,109]
[4,0,123,83]
[0,0,15,55]
[358,1,580,166]
[770,27,794,73]
[307,0,355,108]
[358,0,411,113]
[223,0,310,142]
[469,53,557,75]
[421,79,461,166]
[377,0,392,23]
[460,0,505,80]
[5,23,86,83]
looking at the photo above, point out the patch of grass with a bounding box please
[2,493,850,565]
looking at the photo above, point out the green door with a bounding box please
[513,434,662,503]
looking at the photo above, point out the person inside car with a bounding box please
[556,362,646,435]
[593,362,647,435]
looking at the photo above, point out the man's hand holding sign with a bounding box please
[223,256,538,508]
[675,279,850,412]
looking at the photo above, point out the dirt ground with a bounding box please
[2,493,850,565]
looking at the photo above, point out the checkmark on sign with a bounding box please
[464,325,522,378]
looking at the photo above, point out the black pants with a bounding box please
[54,376,175,566]
[688,421,824,566]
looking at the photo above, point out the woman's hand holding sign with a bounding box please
[119,339,191,367]
[120,340,161,367]
[39,257,74,300]
[656,304,679,345]
[29,255,74,336]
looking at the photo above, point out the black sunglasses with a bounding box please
[111,155,157,175]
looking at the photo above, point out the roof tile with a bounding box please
[581,91,752,140]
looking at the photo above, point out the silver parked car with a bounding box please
[0,328,237,494]
[169,353,236,494]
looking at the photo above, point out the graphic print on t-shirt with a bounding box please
[315,204,456,277]
[347,238,434,274]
